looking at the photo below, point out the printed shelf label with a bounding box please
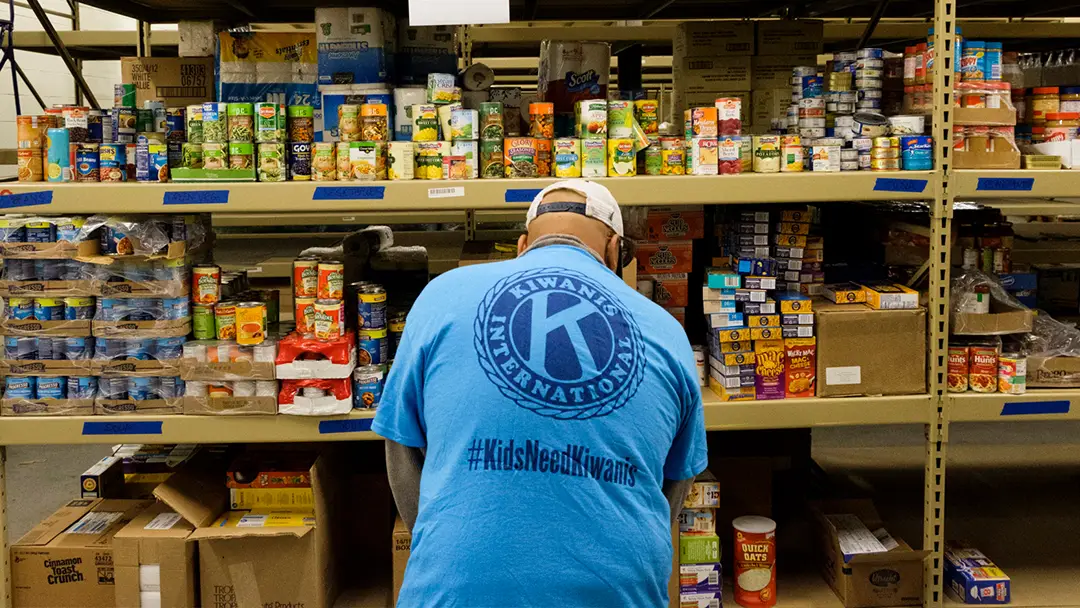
[428,187,465,199]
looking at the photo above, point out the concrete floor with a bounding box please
[8,444,112,540]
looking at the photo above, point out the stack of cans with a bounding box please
[856,48,885,113]
[4,376,99,400]
[352,280,390,409]
[4,336,92,360]
[97,376,185,400]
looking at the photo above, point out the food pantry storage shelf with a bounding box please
[703,393,934,429]
[0,173,936,214]
[949,391,1080,422]
[952,170,1080,199]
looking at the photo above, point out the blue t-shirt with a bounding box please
[373,243,708,608]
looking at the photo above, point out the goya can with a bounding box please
[193,305,215,340]
[733,516,777,608]
[257,142,286,182]
[352,364,384,408]
[293,257,319,298]
[357,284,387,330]
[313,299,344,340]
[295,297,316,335]
[317,260,344,300]
[75,143,100,182]
[289,141,312,180]
[358,327,388,366]
[947,344,970,393]
[215,302,237,340]
[236,302,266,346]
[193,265,221,304]
[312,143,337,181]
[99,144,127,181]
[998,353,1027,395]
[63,297,94,320]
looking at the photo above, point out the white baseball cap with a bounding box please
[526,179,624,237]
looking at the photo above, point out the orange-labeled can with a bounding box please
[317,260,344,300]
[236,301,266,346]
[733,516,777,608]
[294,297,317,335]
[947,344,970,393]
[293,256,319,298]
[207,383,234,398]
[214,302,237,340]
[313,298,343,340]
[969,343,999,393]
[192,264,221,304]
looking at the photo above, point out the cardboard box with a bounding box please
[97,398,183,416]
[646,273,689,308]
[226,451,315,489]
[679,533,720,564]
[815,301,927,397]
[121,57,215,108]
[81,456,124,499]
[756,20,824,55]
[752,87,792,130]
[951,299,1033,336]
[753,55,819,88]
[2,398,94,416]
[674,22,754,58]
[392,517,411,607]
[684,471,720,509]
[113,502,197,608]
[91,319,191,340]
[182,396,278,415]
[154,453,341,608]
[944,541,1011,604]
[861,282,919,310]
[12,498,154,608]
[646,207,705,241]
[0,280,94,297]
[635,241,694,275]
[675,91,752,126]
[953,137,1021,169]
[674,57,752,93]
[813,499,928,608]
[953,106,1016,127]
[1,319,91,337]
[785,337,817,398]
[1027,355,1080,387]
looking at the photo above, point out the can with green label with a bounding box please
[644,137,662,175]
[227,103,254,142]
[114,84,136,107]
[181,143,203,169]
[479,102,504,141]
[255,102,284,143]
[193,305,215,340]
[480,139,504,179]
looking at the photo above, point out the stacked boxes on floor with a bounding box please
[678,472,722,608]
[706,207,819,401]
[635,207,705,326]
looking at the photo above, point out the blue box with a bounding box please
[999,272,1037,291]
[944,541,1010,604]
[707,272,741,289]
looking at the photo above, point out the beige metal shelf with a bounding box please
[0,173,937,213]
[703,393,934,429]
[952,170,1080,200]
[949,390,1079,423]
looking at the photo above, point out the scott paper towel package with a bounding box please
[316,7,396,85]
[538,41,611,120]
[216,31,318,107]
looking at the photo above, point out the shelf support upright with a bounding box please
[926,0,956,604]
[0,447,9,608]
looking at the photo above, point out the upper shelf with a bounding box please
[0,173,936,214]
[952,170,1080,200]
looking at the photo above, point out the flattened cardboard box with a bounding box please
[2,398,94,416]
[113,502,197,608]
[12,498,154,608]
[0,280,95,297]
[393,516,411,607]
[1027,355,1080,387]
[121,57,214,108]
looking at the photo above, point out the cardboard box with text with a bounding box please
[113,502,197,608]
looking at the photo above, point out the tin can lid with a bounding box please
[733,516,776,534]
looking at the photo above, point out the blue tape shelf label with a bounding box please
[312,186,386,201]
[873,178,928,193]
[505,188,543,203]
[319,418,374,434]
[0,190,53,209]
[162,190,229,205]
[82,421,164,435]
[976,177,1035,192]
[999,400,1070,416]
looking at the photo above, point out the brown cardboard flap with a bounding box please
[92,318,191,339]
[189,525,313,541]
[847,547,930,563]
[179,358,276,381]
[97,398,183,415]
[14,499,99,546]
[1028,355,1080,387]
[97,280,191,298]
[2,398,95,416]
[183,396,278,415]
[0,280,95,297]
[2,359,93,375]
[952,299,1033,335]
[154,465,230,528]
[93,358,182,377]
[1,319,92,336]
[953,106,1017,127]
[80,240,187,265]
[0,239,97,259]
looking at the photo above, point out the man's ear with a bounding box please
[517,233,528,257]
[606,234,621,271]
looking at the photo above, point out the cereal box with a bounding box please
[754,339,786,400]
[646,207,705,241]
[645,273,689,308]
[635,241,694,274]
[784,337,816,398]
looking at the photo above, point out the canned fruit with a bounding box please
[607,139,636,177]
[236,302,267,346]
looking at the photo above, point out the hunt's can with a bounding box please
[215,301,237,340]
[357,284,388,330]
[313,298,344,340]
[236,302,266,346]
[352,364,384,408]
[293,257,319,298]
[358,328,388,366]
[193,305,215,340]
[193,265,221,305]
[289,141,312,180]
[63,297,94,320]
[295,297,317,335]
[34,298,65,321]
[317,260,344,300]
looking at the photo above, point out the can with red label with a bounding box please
[998,352,1027,394]
[947,344,970,393]
[313,298,344,340]
[969,343,1000,393]
[293,256,319,298]
[317,260,344,300]
[294,297,317,335]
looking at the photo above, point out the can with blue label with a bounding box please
[101,376,127,399]
[165,107,186,141]
[128,339,155,360]
[901,136,934,170]
[289,141,312,180]
[5,376,35,399]
[158,376,178,399]
[357,283,387,330]
[63,297,94,320]
[65,337,89,360]
[34,298,65,321]
[24,221,56,243]
[46,128,72,182]
[128,376,153,401]
[5,259,32,281]
[37,376,66,399]
[156,337,185,360]
[67,376,98,399]
[5,336,36,360]
[56,217,84,243]
[357,328,388,366]
[163,297,189,320]
[7,297,34,320]
[352,364,384,409]
[985,42,1003,81]
[0,221,25,243]
[99,143,127,181]
[36,336,55,360]
[33,259,61,281]
[59,260,83,281]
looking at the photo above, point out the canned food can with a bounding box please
[236,302,266,346]
[387,141,415,180]
[16,149,44,182]
[313,299,344,340]
[63,297,94,320]
[215,302,237,340]
[257,142,286,182]
[358,328,388,366]
[157,376,178,399]
[255,102,284,143]
[64,336,88,359]
[289,141,312,180]
[5,376,35,399]
[202,142,226,170]
[295,297,317,335]
[317,261,344,300]
[155,337,185,360]
[67,376,98,400]
[192,265,220,305]
[5,336,36,360]
[357,284,387,330]
[288,104,315,142]
[312,142,337,181]
[34,298,65,321]
[74,143,100,182]
[24,221,56,243]
[163,297,189,320]
[7,297,33,320]
[352,365,385,408]
[35,336,55,360]
[33,259,60,280]
[37,376,66,400]
[97,144,127,181]
[192,305,215,340]
[998,353,1027,395]
[292,257,319,298]
[127,376,153,401]
[388,312,406,360]
[45,128,72,182]
[480,139,504,179]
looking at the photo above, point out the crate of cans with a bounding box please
[2,335,94,375]
[276,331,356,380]
[183,379,278,415]
[278,378,352,416]
[180,340,277,381]
[87,214,199,260]
[93,258,190,298]
[0,259,96,297]
[0,216,98,259]
[91,336,185,376]
[91,297,191,339]
[2,375,97,416]
[2,296,94,336]
[95,376,185,415]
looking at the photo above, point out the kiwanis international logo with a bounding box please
[474,267,645,420]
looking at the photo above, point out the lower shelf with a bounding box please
[702,392,933,429]
[950,389,1080,422]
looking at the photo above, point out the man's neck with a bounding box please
[524,233,606,265]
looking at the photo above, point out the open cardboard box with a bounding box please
[1,398,94,416]
[80,239,188,265]
[0,280,95,297]
[179,358,276,382]
[92,318,191,339]
[812,499,929,607]
[1026,356,1080,387]
[953,139,1021,169]
[951,299,1033,335]
[97,398,184,416]
[2,358,93,375]
[113,502,198,608]
[953,106,1016,127]
[0,239,98,259]
[1,318,92,336]
[153,452,342,608]
[183,395,278,415]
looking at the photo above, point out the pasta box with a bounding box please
[944,541,1010,604]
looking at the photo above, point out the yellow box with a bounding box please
[720,340,753,353]
[708,377,756,401]
[776,221,810,235]
[824,282,867,304]
[774,233,807,248]
[862,282,920,310]
[748,314,781,328]
[776,292,812,313]
[750,327,782,341]
[718,351,756,366]
[716,327,751,342]
[780,208,813,222]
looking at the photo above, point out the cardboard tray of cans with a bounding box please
[180,340,278,381]
[1,358,93,375]
[96,279,190,298]
[0,319,92,337]
[183,396,278,416]
[93,358,182,377]
[1,398,95,416]
[95,398,183,416]
[0,240,98,260]
[80,239,188,264]
[0,280,95,297]
[91,318,191,339]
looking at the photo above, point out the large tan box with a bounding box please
[673,56,752,93]
[752,87,792,130]
[154,454,341,608]
[673,22,754,58]
[673,91,752,126]
[12,498,154,608]
[756,21,824,56]
[121,57,214,108]
[392,517,411,606]
[813,500,928,607]
[815,301,926,397]
[753,55,819,88]
[113,502,197,608]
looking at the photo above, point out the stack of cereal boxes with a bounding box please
[705,208,818,401]
[634,207,705,327]
[678,472,722,608]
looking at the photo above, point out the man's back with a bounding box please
[373,243,707,607]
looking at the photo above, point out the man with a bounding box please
[373,179,708,607]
